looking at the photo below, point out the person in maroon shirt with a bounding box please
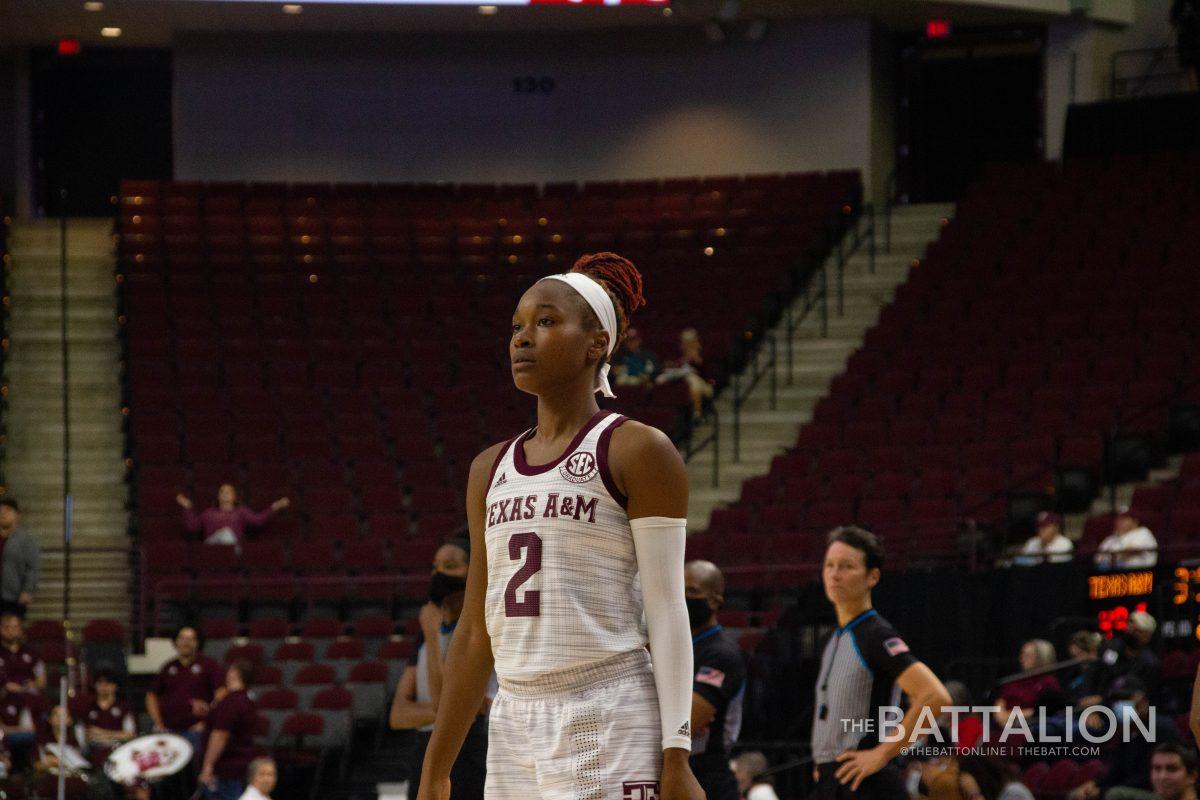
[200,661,258,800]
[0,677,36,769]
[0,613,45,695]
[176,483,289,549]
[146,625,225,757]
[81,670,137,767]
[994,638,1061,731]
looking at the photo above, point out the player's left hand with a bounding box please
[835,746,889,790]
[661,750,705,800]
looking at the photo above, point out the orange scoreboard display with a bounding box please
[1088,562,1200,642]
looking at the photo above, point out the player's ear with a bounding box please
[866,567,881,589]
[588,329,610,362]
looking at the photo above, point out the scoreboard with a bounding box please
[1087,561,1200,642]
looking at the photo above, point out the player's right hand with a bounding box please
[661,751,705,800]
[415,776,451,800]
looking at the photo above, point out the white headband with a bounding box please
[538,272,618,399]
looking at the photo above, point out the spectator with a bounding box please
[613,327,659,386]
[1095,507,1157,570]
[0,732,11,781]
[938,681,983,749]
[1014,512,1073,566]
[732,752,780,800]
[1065,630,1105,707]
[996,640,1060,716]
[1029,686,1081,743]
[685,560,746,800]
[238,757,277,800]
[80,669,137,766]
[1098,612,1161,701]
[1172,0,1200,91]
[1149,743,1198,800]
[1069,675,1177,800]
[0,676,36,762]
[389,537,492,800]
[0,498,40,618]
[958,755,1035,800]
[145,625,225,757]
[35,703,89,773]
[176,484,289,549]
[657,327,714,420]
[199,661,258,800]
[0,612,45,694]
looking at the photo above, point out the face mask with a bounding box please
[429,572,467,605]
[686,597,713,629]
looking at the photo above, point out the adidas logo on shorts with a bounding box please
[676,721,690,737]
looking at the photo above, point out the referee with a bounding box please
[812,526,951,800]
[685,560,746,800]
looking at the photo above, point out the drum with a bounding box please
[103,734,194,786]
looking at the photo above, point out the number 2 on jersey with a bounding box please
[504,532,542,617]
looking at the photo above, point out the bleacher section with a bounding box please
[115,173,860,630]
[691,151,1200,572]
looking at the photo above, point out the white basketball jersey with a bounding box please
[484,410,647,684]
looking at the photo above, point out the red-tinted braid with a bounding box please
[570,252,645,348]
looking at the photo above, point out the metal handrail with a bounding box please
[1110,43,1187,99]
[956,375,1200,564]
[883,168,897,254]
[683,193,864,483]
[684,406,720,489]
[728,204,880,462]
[0,198,8,494]
[731,331,777,463]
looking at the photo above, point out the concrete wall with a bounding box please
[173,19,876,191]
[1043,0,1176,158]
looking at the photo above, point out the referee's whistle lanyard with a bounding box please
[818,609,877,721]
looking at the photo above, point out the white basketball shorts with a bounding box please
[485,649,663,800]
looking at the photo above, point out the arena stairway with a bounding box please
[1062,456,1183,541]
[684,203,954,531]
[2,218,130,625]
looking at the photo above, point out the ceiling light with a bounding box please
[282,3,303,13]
[478,5,498,14]
[84,1,104,11]
[100,27,121,37]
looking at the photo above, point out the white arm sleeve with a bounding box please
[631,516,693,752]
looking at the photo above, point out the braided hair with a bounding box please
[569,252,646,359]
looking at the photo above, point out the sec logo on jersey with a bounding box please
[559,451,598,484]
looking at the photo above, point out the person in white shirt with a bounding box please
[237,758,276,800]
[732,751,781,800]
[1095,507,1158,570]
[1015,512,1074,565]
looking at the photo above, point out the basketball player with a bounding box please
[416,253,704,800]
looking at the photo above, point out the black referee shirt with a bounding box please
[689,625,746,778]
[810,609,917,765]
